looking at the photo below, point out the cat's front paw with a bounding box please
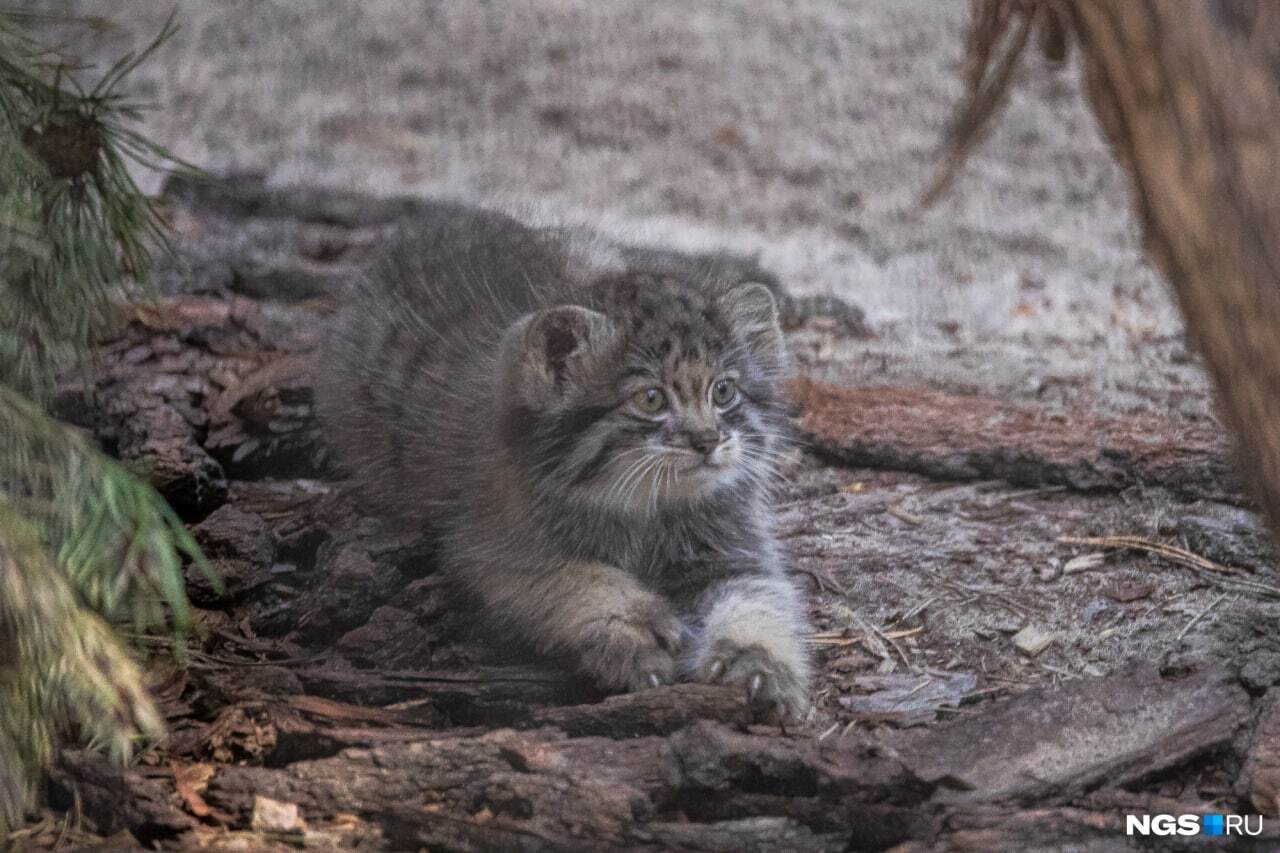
[577,595,684,694]
[695,638,809,721]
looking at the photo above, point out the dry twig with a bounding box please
[1175,592,1233,642]
[1056,535,1241,575]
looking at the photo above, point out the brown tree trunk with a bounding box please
[938,0,1280,539]
[1065,0,1280,537]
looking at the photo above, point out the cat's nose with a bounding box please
[689,430,720,456]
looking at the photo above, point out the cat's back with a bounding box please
[355,202,568,337]
[317,204,571,519]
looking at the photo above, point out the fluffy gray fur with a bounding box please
[317,205,811,717]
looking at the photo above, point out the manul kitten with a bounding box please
[318,205,811,717]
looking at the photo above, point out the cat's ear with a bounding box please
[720,282,784,366]
[499,305,613,410]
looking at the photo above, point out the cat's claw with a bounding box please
[697,640,808,721]
[579,595,684,694]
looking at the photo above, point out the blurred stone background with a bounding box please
[32,0,1207,416]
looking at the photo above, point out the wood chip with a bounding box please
[251,795,307,833]
[1011,625,1055,657]
[1104,582,1154,603]
[1063,552,1106,574]
[170,762,217,819]
[887,505,925,525]
[839,670,978,727]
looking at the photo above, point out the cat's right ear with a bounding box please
[499,305,612,410]
[719,281,784,367]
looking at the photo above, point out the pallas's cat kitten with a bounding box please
[319,206,810,716]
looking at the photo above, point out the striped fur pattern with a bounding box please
[318,206,811,717]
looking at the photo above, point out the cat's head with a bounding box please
[498,274,788,513]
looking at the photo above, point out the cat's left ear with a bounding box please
[720,282,785,366]
[498,305,614,411]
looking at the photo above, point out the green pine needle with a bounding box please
[0,8,214,836]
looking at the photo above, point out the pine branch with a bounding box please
[0,9,197,401]
[0,504,165,835]
[0,384,216,637]
[0,9,215,836]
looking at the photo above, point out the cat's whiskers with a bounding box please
[616,452,661,506]
[734,444,792,490]
[602,448,657,508]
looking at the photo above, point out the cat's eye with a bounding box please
[711,378,737,407]
[632,387,667,414]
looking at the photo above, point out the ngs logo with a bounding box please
[1126,814,1263,837]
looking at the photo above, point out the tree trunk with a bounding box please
[1065,0,1280,538]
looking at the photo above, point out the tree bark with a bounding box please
[1064,1,1280,538]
